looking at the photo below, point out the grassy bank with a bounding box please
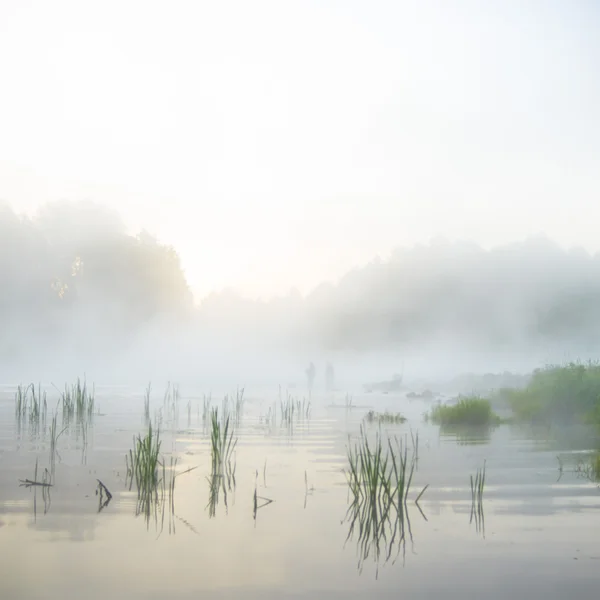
[427,396,501,427]
[501,362,600,425]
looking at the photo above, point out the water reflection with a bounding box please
[96,479,112,513]
[469,462,486,538]
[344,494,426,577]
[253,470,274,521]
[439,424,495,445]
[206,460,236,518]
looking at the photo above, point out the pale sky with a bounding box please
[0,0,598,299]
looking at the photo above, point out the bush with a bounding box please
[503,362,600,424]
[427,396,501,427]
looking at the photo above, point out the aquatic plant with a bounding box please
[125,422,167,526]
[575,452,600,484]
[206,462,235,518]
[124,423,197,531]
[15,383,48,435]
[59,377,95,424]
[29,384,47,431]
[363,410,406,425]
[501,362,600,425]
[209,407,237,474]
[143,383,151,424]
[48,412,67,481]
[15,383,30,419]
[126,422,161,493]
[344,426,427,575]
[427,396,501,427]
[234,387,245,423]
[280,393,311,427]
[202,394,211,425]
[162,381,181,424]
[345,394,354,411]
[470,461,486,536]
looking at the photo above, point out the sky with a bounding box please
[0,0,599,300]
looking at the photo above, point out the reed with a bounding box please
[345,394,354,411]
[15,383,31,418]
[59,377,95,424]
[234,387,245,423]
[162,381,180,423]
[125,422,163,526]
[126,421,162,493]
[48,412,67,482]
[280,393,311,427]
[364,410,406,425]
[209,407,237,473]
[202,394,211,425]
[29,383,47,432]
[344,426,427,575]
[575,452,600,483]
[143,383,151,424]
[469,461,486,535]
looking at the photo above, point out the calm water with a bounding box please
[1,384,599,599]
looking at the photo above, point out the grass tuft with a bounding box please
[209,407,237,474]
[364,410,406,425]
[344,426,427,575]
[427,396,501,427]
[59,377,95,424]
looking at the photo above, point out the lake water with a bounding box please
[1,384,599,599]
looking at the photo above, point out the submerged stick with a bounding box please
[96,479,113,501]
[415,484,429,504]
[19,479,53,487]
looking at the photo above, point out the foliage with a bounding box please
[502,362,600,424]
[0,201,192,367]
[427,396,501,427]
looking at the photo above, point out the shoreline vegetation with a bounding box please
[496,362,600,426]
[419,362,600,430]
[425,396,503,427]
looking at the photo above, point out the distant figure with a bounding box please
[325,362,335,392]
[305,362,316,394]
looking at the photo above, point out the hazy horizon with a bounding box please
[1,1,599,299]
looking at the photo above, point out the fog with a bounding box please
[2,200,600,390]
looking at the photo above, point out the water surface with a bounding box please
[1,385,599,599]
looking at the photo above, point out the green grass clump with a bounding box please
[209,407,237,473]
[205,407,237,518]
[280,392,311,426]
[126,422,162,493]
[125,422,196,530]
[501,362,600,425]
[427,396,501,427]
[345,426,427,574]
[364,410,406,425]
[60,377,95,423]
[15,383,48,434]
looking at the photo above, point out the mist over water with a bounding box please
[2,200,600,387]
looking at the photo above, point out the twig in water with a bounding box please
[19,479,53,488]
[96,479,113,512]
